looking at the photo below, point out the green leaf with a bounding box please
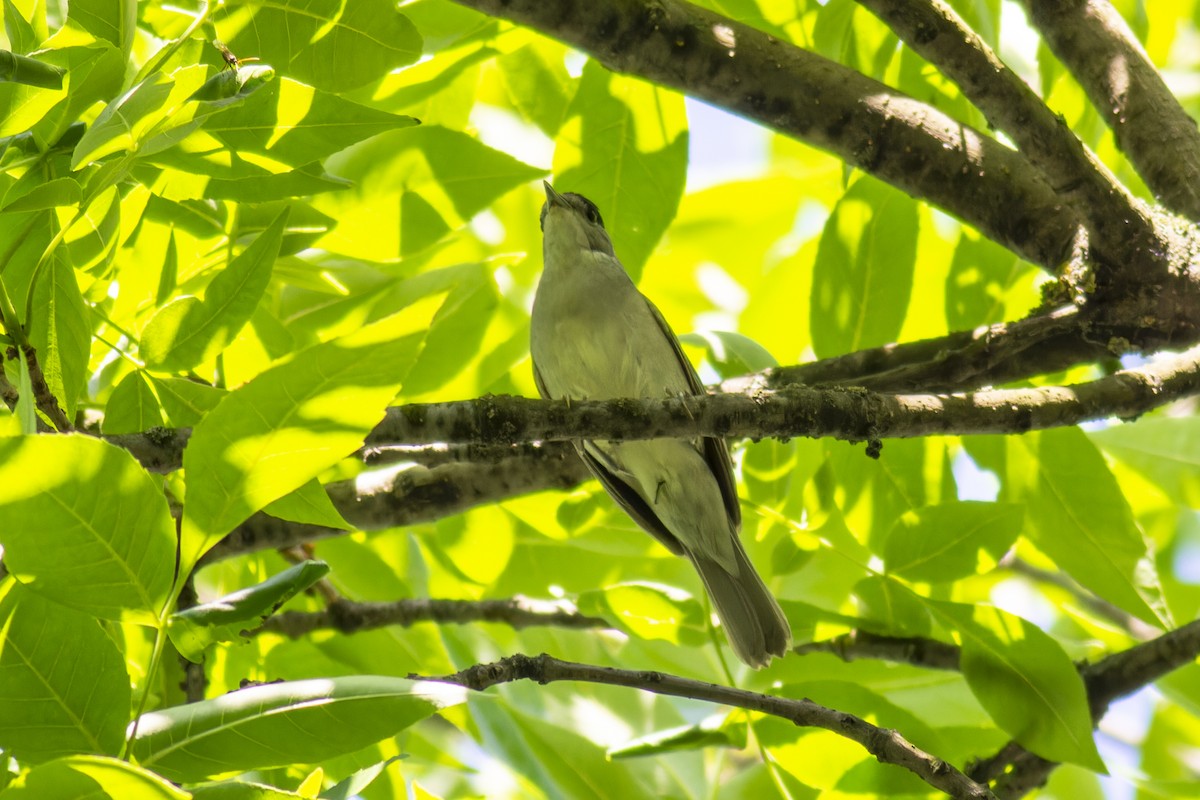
[852,575,933,637]
[945,228,1032,329]
[189,781,303,800]
[131,677,465,782]
[811,175,918,357]
[13,351,35,433]
[148,375,226,427]
[262,478,353,531]
[0,435,176,623]
[179,319,424,570]
[28,250,90,420]
[399,189,450,256]
[553,61,688,280]
[4,0,40,55]
[1016,427,1170,627]
[102,370,166,434]
[0,581,131,762]
[0,43,121,145]
[321,756,405,800]
[402,125,543,221]
[1090,417,1200,506]
[66,0,136,53]
[190,782,304,800]
[180,78,418,173]
[214,0,421,93]
[0,177,80,211]
[499,41,574,136]
[141,210,287,371]
[882,501,1023,582]
[471,698,653,799]
[608,714,746,759]
[0,755,186,800]
[401,271,498,394]
[71,71,176,168]
[927,600,1105,772]
[680,329,778,378]
[167,560,331,660]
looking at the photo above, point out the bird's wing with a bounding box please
[642,296,742,531]
[577,441,686,556]
[533,361,551,400]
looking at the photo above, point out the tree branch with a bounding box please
[202,443,591,562]
[855,0,1156,268]
[259,597,611,638]
[370,344,1200,446]
[1021,0,1200,222]
[793,630,962,671]
[449,0,1079,269]
[748,306,1104,393]
[412,652,995,800]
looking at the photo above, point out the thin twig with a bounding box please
[259,597,611,638]
[413,653,995,800]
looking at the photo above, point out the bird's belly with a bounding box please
[533,313,683,400]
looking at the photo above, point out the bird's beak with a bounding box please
[543,180,569,209]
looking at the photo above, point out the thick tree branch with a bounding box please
[855,0,1156,268]
[259,597,610,638]
[450,0,1078,269]
[370,344,1200,446]
[202,443,591,562]
[413,652,995,800]
[748,307,1104,393]
[1021,0,1200,222]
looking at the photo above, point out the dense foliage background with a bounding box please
[0,0,1198,798]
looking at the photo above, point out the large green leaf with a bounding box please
[170,78,419,176]
[212,0,421,93]
[1090,417,1200,506]
[882,501,1023,582]
[0,581,131,762]
[927,600,1105,772]
[553,61,689,280]
[471,698,653,799]
[28,250,90,420]
[1015,427,1170,627]
[66,0,136,53]
[179,319,423,570]
[811,175,918,357]
[0,435,175,623]
[131,677,465,781]
[141,210,287,371]
[0,755,186,800]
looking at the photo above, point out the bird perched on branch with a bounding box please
[531,181,790,668]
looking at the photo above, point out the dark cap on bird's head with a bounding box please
[540,181,605,232]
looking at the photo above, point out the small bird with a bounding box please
[531,181,790,668]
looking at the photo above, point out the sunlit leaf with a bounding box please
[928,600,1105,772]
[131,677,465,781]
[0,755,186,800]
[0,581,131,762]
[811,175,918,357]
[0,435,175,623]
[180,319,423,570]
[553,61,688,279]
[1015,427,1170,628]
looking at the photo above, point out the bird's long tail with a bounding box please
[690,539,790,668]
